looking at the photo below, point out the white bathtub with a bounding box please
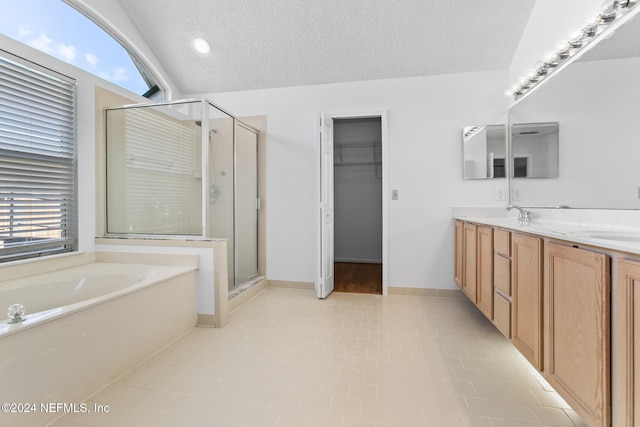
[0,255,198,427]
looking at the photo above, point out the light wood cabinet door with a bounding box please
[494,254,511,296]
[476,226,493,319]
[615,258,640,427]
[454,221,464,289]
[545,242,610,427]
[494,228,510,257]
[462,222,477,303]
[511,233,543,370]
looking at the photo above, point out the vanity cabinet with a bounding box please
[615,258,640,427]
[452,217,640,427]
[455,223,542,366]
[511,233,543,371]
[544,242,610,427]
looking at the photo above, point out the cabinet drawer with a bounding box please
[493,293,511,339]
[494,254,511,296]
[494,229,511,257]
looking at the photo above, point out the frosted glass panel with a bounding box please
[207,106,235,288]
[106,102,202,235]
[235,123,258,284]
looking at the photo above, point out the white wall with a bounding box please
[191,70,508,289]
[509,0,602,87]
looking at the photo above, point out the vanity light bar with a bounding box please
[508,0,638,100]
[462,125,482,140]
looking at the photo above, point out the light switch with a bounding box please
[392,189,399,200]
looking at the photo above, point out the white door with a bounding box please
[318,114,334,298]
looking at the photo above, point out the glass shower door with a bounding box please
[207,105,235,288]
[235,122,259,285]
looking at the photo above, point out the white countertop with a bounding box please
[453,207,640,255]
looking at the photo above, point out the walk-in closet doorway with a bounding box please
[317,111,388,298]
[333,117,383,294]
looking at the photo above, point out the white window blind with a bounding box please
[0,52,77,262]
[106,107,201,235]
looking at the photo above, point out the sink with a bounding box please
[567,230,640,243]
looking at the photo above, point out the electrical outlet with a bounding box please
[496,189,505,201]
[392,189,399,200]
[512,188,521,201]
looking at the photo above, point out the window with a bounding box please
[0,0,161,98]
[0,52,77,262]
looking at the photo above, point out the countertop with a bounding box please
[453,207,640,256]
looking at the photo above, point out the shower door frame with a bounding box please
[232,120,260,289]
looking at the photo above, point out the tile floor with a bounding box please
[53,288,587,427]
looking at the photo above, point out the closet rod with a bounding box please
[335,161,382,167]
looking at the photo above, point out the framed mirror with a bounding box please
[508,12,640,209]
[462,124,506,179]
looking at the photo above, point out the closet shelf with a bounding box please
[334,140,382,164]
[335,161,382,167]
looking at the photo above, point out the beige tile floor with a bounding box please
[53,288,587,427]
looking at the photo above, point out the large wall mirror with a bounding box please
[462,125,507,179]
[509,12,640,209]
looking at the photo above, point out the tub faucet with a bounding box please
[507,205,531,226]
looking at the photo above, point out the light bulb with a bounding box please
[193,37,211,54]
[582,21,599,38]
[599,0,618,22]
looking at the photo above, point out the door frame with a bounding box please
[315,110,389,296]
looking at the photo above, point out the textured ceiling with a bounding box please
[117,0,536,95]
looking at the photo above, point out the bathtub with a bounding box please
[0,253,198,427]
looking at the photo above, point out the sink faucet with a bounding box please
[507,205,532,226]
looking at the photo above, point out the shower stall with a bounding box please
[105,99,260,291]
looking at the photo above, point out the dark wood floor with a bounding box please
[334,262,382,294]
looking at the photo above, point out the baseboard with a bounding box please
[267,280,315,291]
[388,287,464,298]
[197,314,215,327]
[260,281,461,298]
[228,277,267,313]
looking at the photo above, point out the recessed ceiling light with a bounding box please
[193,37,211,54]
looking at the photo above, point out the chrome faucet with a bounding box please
[7,303,26,324]
[507,205,532,226]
